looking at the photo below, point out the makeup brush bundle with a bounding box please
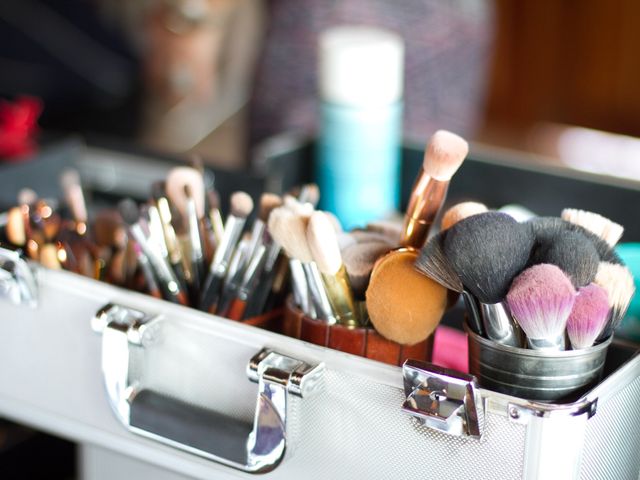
[0,166,332,323]
[417,208,635,353]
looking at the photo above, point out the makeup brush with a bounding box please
[342,241,391,300]
[415,232,462,293]
[184,184,205,293]
[200,191,254,312]
[561,208,624,247]
[529,230,599,288]
[151,181,187,287]
[39,243,62,270]
[365,219,403,246]
[366,248,448,345]
[226,244,268,321]
[566,283,610,349]
[267,207,310,315]
[118,199,188,305]
[594,262,636,340]
[350,230,397,246]
[269,207,335,322]
[401,130,468,248]
[506,264,576,350]
[440,201,488,231]
[246,193,282,268]
[527,217,621,265]
[6,207,26,246]
[133,243,162,299]
[298,183,320,207]
[60,169,88,236]
[444,212,534,346]
[307,211,359,326]
[207,190,225,246]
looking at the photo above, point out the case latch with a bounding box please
[402,360,483,439]
[0,246,38,308]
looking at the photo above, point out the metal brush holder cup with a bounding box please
[283,295,433,366]
[465,321,612,402]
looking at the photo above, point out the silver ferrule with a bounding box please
[289,259,310,315]
[186,198,203,261]
[527,335,566,351]
[147,206,169,258]
[131,224,181,296]
[264,241,282,272]
[238,245,267,300]
[245,220,265,267]
[210,215,245,275]
[462,290,483,336]
[302,262,337,325]
[480,301,523,348]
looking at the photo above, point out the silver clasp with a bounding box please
[402,360,483,439]
[0,246,38,308]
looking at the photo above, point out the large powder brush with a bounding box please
[594,262,636,340]
[561,208,624,247]
[444,211,534,346]
[527,217,621,265]
[529,229,599,288]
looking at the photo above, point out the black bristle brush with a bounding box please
[528,229,600,288]
[527,217,622,265]
[444,212,534,346]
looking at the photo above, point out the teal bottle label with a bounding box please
[316,101,402,230]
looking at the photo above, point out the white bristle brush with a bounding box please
[561,208,624,247]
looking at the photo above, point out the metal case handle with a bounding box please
[402,359,483,439]
[0,246,38,308]
[92,303,324,474]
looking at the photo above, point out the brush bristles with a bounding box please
[283,195,314,216]
[561,208,624,247]
[118,199,140,226]
[230,191,254,218]
[299,183,320,207]
[506,264,576,340]
[529,230,599,288]
[60,169,87,223]
[527,216,622,265]
[567,283,610,349]
[17,188,38,206]
[440,202,488,231]
[268,207,313,262]
[307,211,343,275]
[594,262,636,322]
[259,193,282,222]
[444,212,534,303]
[422,130,469,181]
[151,181,166,201]
[415,232,463,292]
[166,167,205,219]
[342,241,391,297]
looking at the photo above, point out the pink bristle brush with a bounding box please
[566,283,610,350]
[506,264,576,350]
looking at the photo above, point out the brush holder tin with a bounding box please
[466,321,612,401]
[283,295,433,366]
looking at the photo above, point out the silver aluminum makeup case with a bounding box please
[0,261,638,480]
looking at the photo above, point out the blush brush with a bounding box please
[566,283,610,349]
[506,264,576,350]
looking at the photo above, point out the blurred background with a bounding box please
[1,0,640,478]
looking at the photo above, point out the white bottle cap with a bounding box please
[319,25,404,107]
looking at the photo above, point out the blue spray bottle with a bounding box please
[316,26,404,230]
